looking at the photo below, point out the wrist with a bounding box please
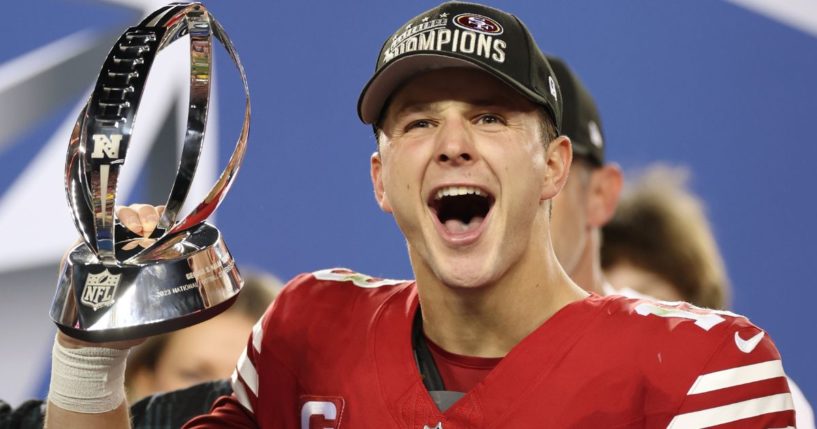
[48,334,129,413]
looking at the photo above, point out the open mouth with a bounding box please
[428,186,495,234]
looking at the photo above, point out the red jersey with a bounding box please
[425,335,501,393]
[185,269,794,428]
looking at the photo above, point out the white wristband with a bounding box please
[48,336,129,413]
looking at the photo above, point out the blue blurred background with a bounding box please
[0,0,814,407]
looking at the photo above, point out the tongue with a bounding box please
[443,216,484,233]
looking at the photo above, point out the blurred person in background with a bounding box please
[601,164,814,427]
[546,55,623,295]
[601,165,729,308]
[125,271,281,403]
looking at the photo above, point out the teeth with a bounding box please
[434,186,484,200]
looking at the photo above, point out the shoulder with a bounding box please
[274,267,413,311]
[580,294,759,370]
[292,267,411,291]
[601,295,781,367]
[229,268,414,418]
[600,295,793,425]
[603,294,746,332]
[255,267,413,351]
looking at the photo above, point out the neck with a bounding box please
[568,229,606,295]
[412,243,587,358]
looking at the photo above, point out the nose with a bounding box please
[435,119,476,166]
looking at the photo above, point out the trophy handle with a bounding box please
[164,14,251,236]
[65,104,97,252]
[157,6,212,230]
[71,3,250,265]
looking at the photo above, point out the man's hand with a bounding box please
[117,204,165,237]
[46,205,163,429]
[116,204,166,251]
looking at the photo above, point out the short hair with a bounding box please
[600,165,730,309]
[124,271,282,384]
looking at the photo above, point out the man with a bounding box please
[546,55,624,295]
[46,2,794,428]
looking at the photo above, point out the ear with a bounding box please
[370,152,393,213]
[586,163,623,227]
[541,135,573,201]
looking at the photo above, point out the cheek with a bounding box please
[502,152,548,201]
[385,167,414,195]
[382,149,424,205]
[496,135,547,171]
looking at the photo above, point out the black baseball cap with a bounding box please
[357,1,562,133]
[546,56,605,165]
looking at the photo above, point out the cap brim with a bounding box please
[357,52,549,125]
[358,54,477,124]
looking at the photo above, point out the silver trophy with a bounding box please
[50,2,250,342]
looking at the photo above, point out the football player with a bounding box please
[46,2,795,428]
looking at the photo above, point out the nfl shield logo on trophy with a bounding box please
[80,269,121,311]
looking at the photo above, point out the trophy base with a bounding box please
[55,293,238,343]
[50,222,243,343]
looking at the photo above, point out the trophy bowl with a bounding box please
[50,2,250,342]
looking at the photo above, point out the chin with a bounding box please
[433,257,499,290]
[409,226,508,290]
[440,275,486,289]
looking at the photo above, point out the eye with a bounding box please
[475,113,506,126]
[405,119,434,132]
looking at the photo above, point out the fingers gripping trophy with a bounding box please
[51,2,250,342]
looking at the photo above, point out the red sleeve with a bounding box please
[184,274,310,427]
[666,320,795,428]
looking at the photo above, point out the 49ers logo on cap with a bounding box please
[453,13,503,35]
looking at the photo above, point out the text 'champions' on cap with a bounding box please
[358,1,563,133]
